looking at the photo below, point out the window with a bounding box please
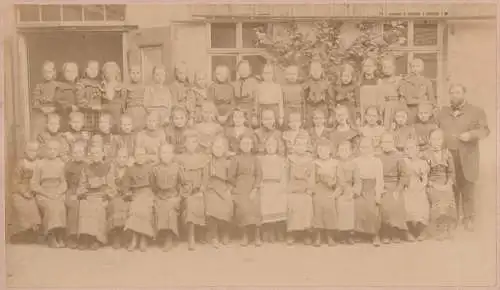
[242,23,270,48]
[382,20,442,99]
[208,22,269,81]
[211,23,237,48]
[62,5,83,22]
[41,5,61,22]
[16,4,126,23]
[414,20,438,46]
[18,4,39,22]
[83,5,105,21]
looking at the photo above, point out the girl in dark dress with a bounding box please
[229,133,263,247]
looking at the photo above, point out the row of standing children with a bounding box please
[12,94,455,250]
[30,53,435,143]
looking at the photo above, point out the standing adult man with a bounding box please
[437,83,490,231]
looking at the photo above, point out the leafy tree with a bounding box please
[254,20,407,80]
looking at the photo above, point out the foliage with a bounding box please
[254,20,408,80]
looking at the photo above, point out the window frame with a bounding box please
[139,44,164,84]
[207,19,445,103]
[380,19,445,104]
[207,21,269,81]
[16,4,126,26]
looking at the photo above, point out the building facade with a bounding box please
[1,2,497,232]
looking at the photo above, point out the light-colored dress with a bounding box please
[144,85,172,126]
[353,155,384,235]
[256,82,283,124]
[403,157,430,225]
[11,159,42,234]
[259,154,287,224]
[286,154,315,231]
[30,158,68,234]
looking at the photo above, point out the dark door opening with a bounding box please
[25,31,123,95]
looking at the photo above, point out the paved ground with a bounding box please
[5,138,498,288]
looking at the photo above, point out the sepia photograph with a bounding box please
[0,1,498,288]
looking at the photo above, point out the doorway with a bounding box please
[25,31,124,96]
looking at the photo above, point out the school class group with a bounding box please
[10,54,459,253]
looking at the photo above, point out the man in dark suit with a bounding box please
[437,84,490,231]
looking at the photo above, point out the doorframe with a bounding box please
[15,25,137,141]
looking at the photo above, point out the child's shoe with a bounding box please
[111,235,121,249]
[139,236,148,252]
[255,228,262,247]
[372,235,381,247]
[222,233,230,245]
[327,234,336,247]
[211,238,220,249]
[48,234,58,248]
[67,236,78,249]
[127,234,137,251]
[313,232,321,247]
[240,232,249,247]
[90,240,100,251]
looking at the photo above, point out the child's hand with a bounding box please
[71,105,78,112]
[22,192,33,199]
[81,132,90,140]
[217,115,227,124]
[458,132,471,142]
[91,104,102,111]
[41,106,54,114]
